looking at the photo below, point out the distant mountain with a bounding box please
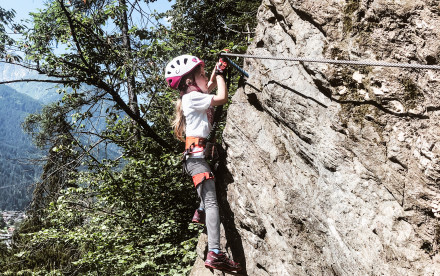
[0,85,42,210]
[0,63,61,104]
[0,65,120,211]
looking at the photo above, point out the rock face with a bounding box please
[191,0,440,275]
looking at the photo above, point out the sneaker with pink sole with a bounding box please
[192,209,205,224]
[204,250,242,272]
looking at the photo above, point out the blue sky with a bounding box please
[1,0,43,21]
[1,0,174,22]
[1,0,175,52]
[1,1,176,109]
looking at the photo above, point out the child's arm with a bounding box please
[211,74,228,106]
[207,68,217,92]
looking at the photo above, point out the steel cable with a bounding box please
[220,52,440,71]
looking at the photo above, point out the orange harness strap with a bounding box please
[192,172,214,187]
[185,136,207,150]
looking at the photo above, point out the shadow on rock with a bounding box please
[214,145,248,276]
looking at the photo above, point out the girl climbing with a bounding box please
[165,54,242,273]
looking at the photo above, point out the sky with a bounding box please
[0,0,174,22]
[0,0,43,21]
[0,0,174,54]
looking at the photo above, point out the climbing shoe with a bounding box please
[192,209,205,224]
[204,251,242,272]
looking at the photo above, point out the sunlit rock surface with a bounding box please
[191,0,440,275]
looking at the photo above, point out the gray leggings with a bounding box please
[185,158,220,250]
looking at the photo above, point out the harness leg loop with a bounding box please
[192,172,214,187]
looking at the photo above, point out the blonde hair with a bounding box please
[172,99,185,141]
[172,65,201,141]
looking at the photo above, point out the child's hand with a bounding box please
[215,58,228,75]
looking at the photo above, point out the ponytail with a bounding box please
[172,98,185,141]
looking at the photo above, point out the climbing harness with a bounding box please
[183,137,219,160]
[182,137,217,187]
[185,136,207,151]
[220,52,440,78]
[181,59,231,183]
[192,171,215,187]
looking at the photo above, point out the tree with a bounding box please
[0,0,261,274]
[0,1,198,274]
[0,6,24,63]
[22,103,80,212]
[167,0,260,58]
[2,0,173,150]
[0,213,6,228]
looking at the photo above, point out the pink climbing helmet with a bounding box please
[165,55,205,90]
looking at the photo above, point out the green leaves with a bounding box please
[167,0,260,59]
[0,7,24,59]
[1,0,261,274]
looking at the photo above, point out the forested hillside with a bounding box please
[0,85,42,210]
[0,63,61,104]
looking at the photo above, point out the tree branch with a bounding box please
[219,19,254,34]
[95,79,174,151]
[58,0,91,69]
[0,79,73,85]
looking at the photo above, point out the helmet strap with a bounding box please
[179,84,202,98]
[186,84,203,93]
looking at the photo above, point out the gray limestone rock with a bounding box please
[191,0,440,275]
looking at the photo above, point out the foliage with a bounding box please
[22,102,83,213]
[3,144,201,275]
[0,213,5,228]
[0,6,24,62]
[167,0,260,58]
[0,0,260,274]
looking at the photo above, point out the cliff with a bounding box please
[191,0,440,275]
